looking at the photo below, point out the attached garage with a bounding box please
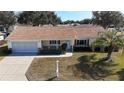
[11,41,38,53]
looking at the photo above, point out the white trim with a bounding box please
[75,37,96,40]
[7,40,40,42]
[6,39,74,41]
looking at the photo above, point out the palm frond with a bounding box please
[91,29,124,50]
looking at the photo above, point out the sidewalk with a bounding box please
[10,52,73,58]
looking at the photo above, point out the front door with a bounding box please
[66,40,72,52]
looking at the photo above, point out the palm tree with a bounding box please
[92,29,124,61]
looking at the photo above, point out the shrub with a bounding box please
[60,43,67,54]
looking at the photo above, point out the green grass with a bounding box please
[26,51,124,81]
[0,44,9,61]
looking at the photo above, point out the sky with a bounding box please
[15,11,124,21]
[55,11,92,21]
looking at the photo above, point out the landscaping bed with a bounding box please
[26,51,124,81]
[0,44,9,61]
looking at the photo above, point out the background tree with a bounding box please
[0,11,16,29]
[63,20,75,24]
[91,29,124,61]
[17,11,35,25]
[79,19,92,24]
[63,18,92,25]
[92,11,124,29]
[17,11,62,26]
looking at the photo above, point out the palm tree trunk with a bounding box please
[106,46,114,61]
[122,47,124,56]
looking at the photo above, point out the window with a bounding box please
[79,40,85,45]
[76,40,88,46]
[50,40,60,44]
[50,40,56,44]
[0,27,4,31]
[57,40,60,44]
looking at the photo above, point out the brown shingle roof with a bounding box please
[74,25,105,39]
[6,25,105,40]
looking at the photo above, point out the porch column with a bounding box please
[86,39,89,47]
[71,39,75,46]
[38,41,42,53]
[7,40,12,53]
[70,40,74,52]
[7,40,12,49]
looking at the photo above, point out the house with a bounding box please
[0,32,6,45]
[0,25,7,40]
[0,32,5,40]
[0,25,6,32]
[6,25,105,54]
[0,25,7,45]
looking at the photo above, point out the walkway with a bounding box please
[10,52,73,58]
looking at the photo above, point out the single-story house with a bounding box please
[6,25,105,54]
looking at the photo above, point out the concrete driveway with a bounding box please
[0,56,34,81]
[0,53,72,81]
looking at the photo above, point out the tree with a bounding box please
[60,43,67,54]
[92,11,124,29]
[17,11,62,26]
[63,20,75,24]
[17,11,35,25]
[80,19,92,24]
[92,29,124,61]
[0,11,16,29]
[62,19,92,25]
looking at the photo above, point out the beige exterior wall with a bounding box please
[42,41,50,46]
[89,38,96,45]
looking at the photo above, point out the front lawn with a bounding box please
[26,51,124,81]
[0,44,9,61]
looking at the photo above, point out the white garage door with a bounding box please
[12,42,38,53]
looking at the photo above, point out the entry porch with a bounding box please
[39,40,74,54]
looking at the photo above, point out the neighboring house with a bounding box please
[0,32,6,45]
[0,32,5,41]
[0,25,7,33]
[0,25,15,35]
[0,26,7,45]
[6,25,105,54]
[0,25,7,40]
